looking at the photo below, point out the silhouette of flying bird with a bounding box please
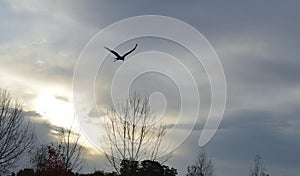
[105,44,138,62]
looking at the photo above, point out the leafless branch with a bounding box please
[0,89,35,175]
[102,93,169,173]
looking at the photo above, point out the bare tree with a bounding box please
[186,151,214,176]
[0,89,35,175]
[58,127,85,172]
[31,126,85,173]
[31,143,73,175]
[30,144,48,172]
[103,93,168,173]
[249,155,269,176]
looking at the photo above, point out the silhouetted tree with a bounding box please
[30,144,47,173]
[79,170,117,176]
[249,155,269,176]
[58,127,85,172]
[103,93,168,173]
[0,89,35,175]
[120,159,138,176]
[161,165,177,176]
[119,159,177,176]
[32,143,72,176]
[186,151,214,176]
[17,168,34,176]
[140,160,161,176]
[31,127,84,174]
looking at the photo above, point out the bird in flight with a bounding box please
[105,44,138,62]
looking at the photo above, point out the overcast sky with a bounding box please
[1,1,300,175]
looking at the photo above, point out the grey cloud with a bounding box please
[24,110,41,118]
[173,107,300,175]
[28,116,58,144]
[55,95,70,102]
[234,58,300,87]
[2,1,300,175]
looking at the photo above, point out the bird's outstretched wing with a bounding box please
[122,44,138,58]
[104,47,122,58]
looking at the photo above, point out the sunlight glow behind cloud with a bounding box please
[1,0,300,175]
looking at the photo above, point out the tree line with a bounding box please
[0,88,270,176]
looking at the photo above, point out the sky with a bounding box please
[1,0,300,175]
